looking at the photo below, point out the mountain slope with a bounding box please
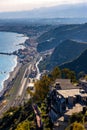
[40,39,87,70]
[37,23,87,52]
[60,49,87,74]
[50,39,87,65]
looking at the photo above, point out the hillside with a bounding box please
[37,23,87,52]
[60,49,87,74]
[50,39,87,65]
[40,39,87,70]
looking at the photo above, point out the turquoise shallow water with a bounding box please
[0,32,28,91]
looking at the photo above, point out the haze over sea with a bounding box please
[0,32,28,91]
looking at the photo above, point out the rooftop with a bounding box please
[27,82,34,87]
[57,89,80,98]
[80,79,87,83]
[57,89,87,98]
[65,104,83,116]
[55,79,77,90]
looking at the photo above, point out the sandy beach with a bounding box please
[0,60,22,97]
[0,35,29,98]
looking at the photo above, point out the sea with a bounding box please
[0,32,28,91]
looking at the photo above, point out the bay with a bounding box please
[0,32,28,91]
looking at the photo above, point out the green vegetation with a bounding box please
[38,39,87,74]
[66,108,87,130]
[34,75,51,101]
[34,67,76,102]
[50,39,87,68]
[15,120,30,130]
[0,66,77,130]
[69,113,84,124]
[15,120,35,130]
[66,122,85,130]
[60,49,87,76]
[38,101,52,130]
[37,23,87,56]
[61,68,77,82]
[51,67,61,79]
[0,101,35,130]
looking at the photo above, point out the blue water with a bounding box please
[0,32,28,91]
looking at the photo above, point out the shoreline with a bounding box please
[1,56,17,90]
[0,33,29,98]
[0,58,22,97]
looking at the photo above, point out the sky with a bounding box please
[0,0,87,12]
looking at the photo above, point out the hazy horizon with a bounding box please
[0,0,87,12]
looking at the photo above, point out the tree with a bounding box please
[61,68,76,82]
[84,75,87,81]
[51,67,61,80]
[34,75,51,101]
[15,120,30,130]
[69,113,83,124]
[78,71,85,79]
[66,122,85,130]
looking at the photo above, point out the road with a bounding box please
[0,63,32,116]
[0,55,42,117]
[36,57,42,80]
[11,64,32,107]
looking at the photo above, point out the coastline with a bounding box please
[0,58,22,97]
[0,33,29,98]
[4,59,22,89]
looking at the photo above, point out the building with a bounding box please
[54,79,77,90]
[79,79,87,92]
[27,82,34,91]
[48,79,87,123]
[64,104,83,121]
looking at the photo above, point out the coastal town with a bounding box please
[0,0,87,129]
[0,34,40,111]
[0,21,87,130]
[0,33,86,130]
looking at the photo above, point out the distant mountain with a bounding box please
[37,23,87,52]
[0,3,87,19]
[45,39,87,69]
[60,49,87,74]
